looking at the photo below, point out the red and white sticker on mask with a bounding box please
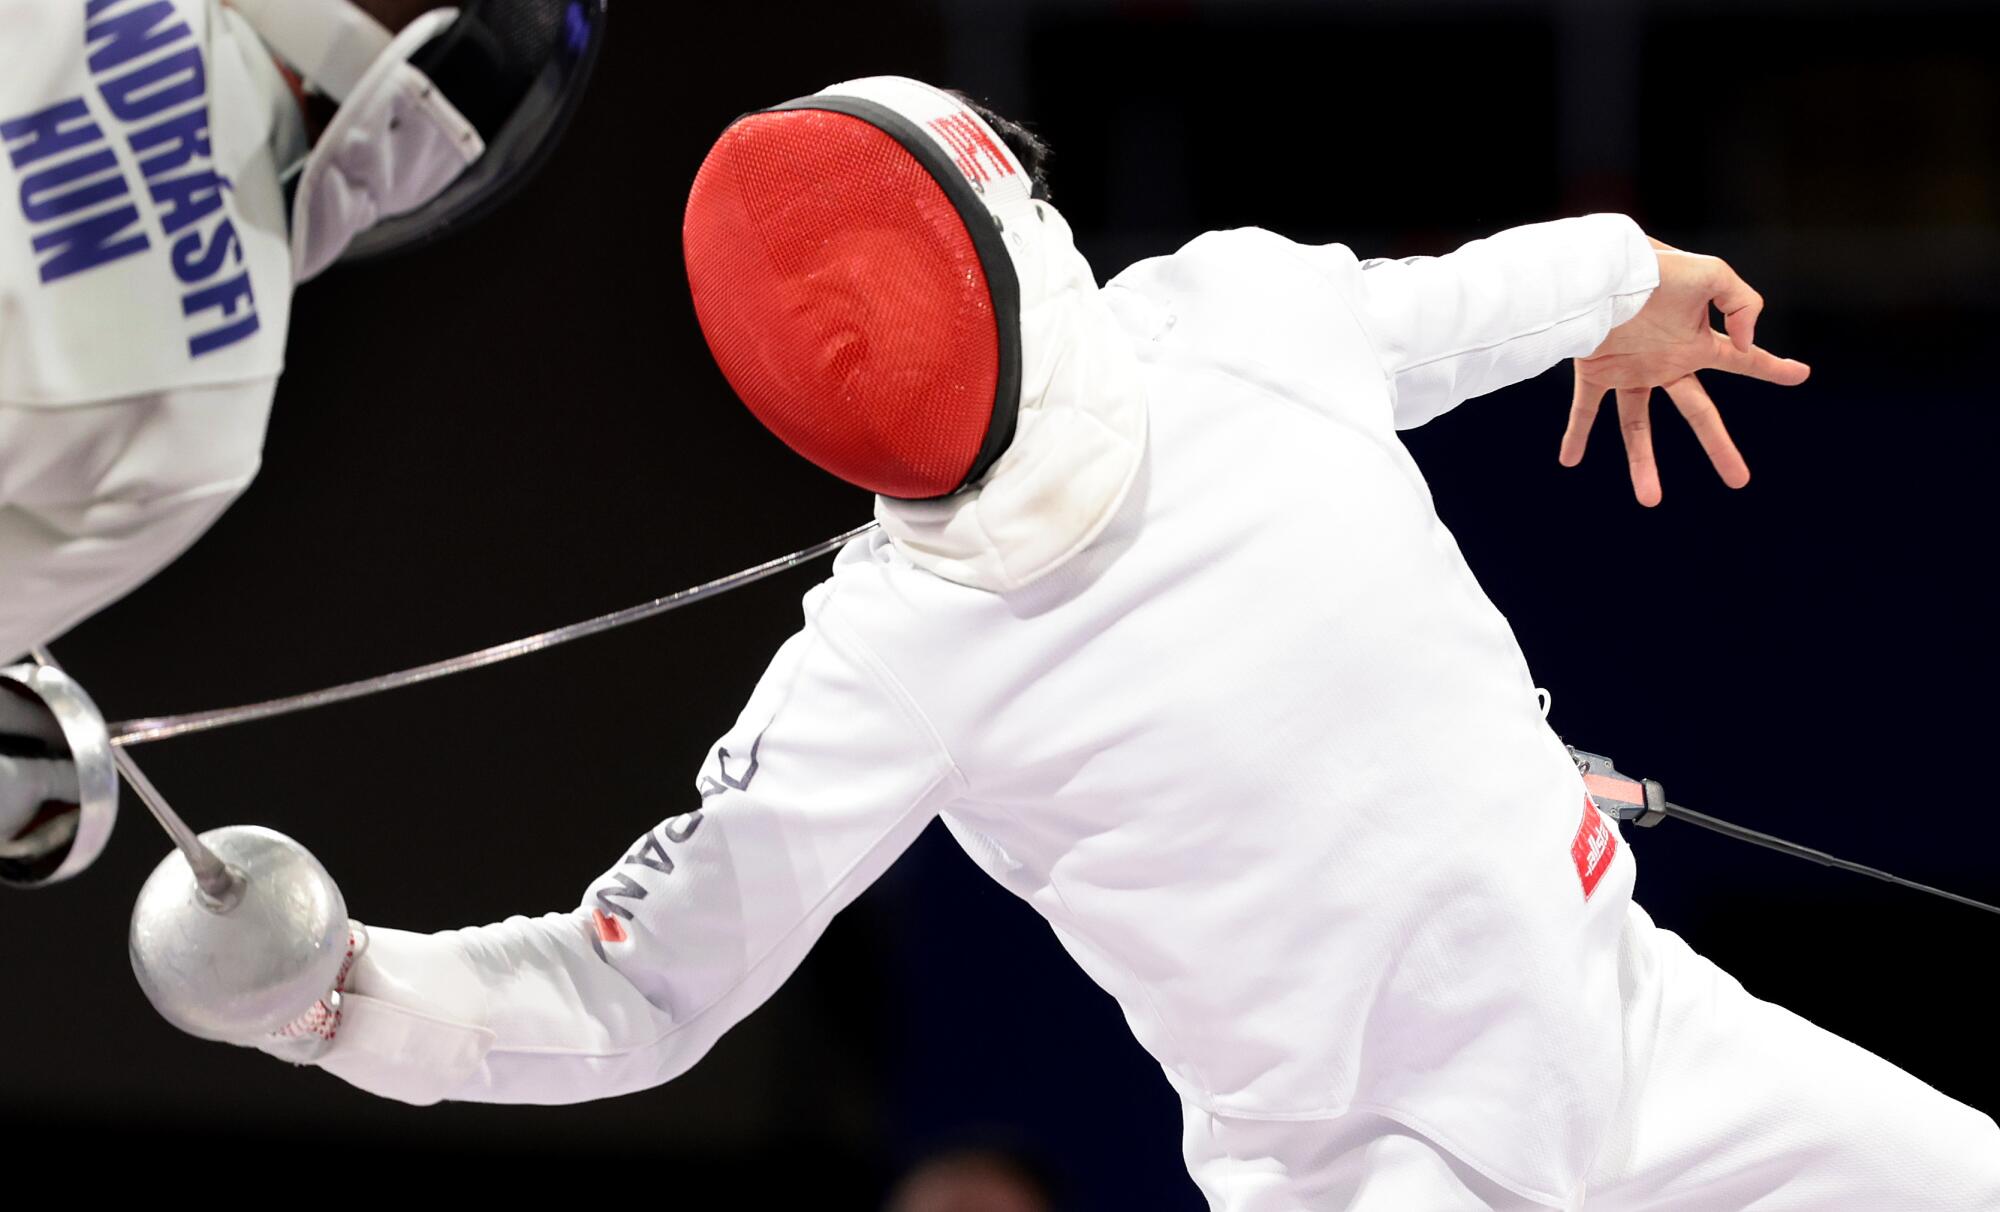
[927,112,1018,186]
[1571,797,1619,901]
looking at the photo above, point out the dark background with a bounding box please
[5,0,1997,1206]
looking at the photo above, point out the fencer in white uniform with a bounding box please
[0,0,603,845]
[0,0,498,664]
[188,78,1998,1209]
[0,0,302,665]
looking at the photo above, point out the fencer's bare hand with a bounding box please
[1559,239,1811,506]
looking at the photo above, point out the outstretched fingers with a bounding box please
[1561,369,1606,467]
[1664,374,1750,489]
[1616,386,1662,507]
[1707,330,1812,385]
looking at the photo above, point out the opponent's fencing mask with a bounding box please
[682,76,1040,501]
[231,0,607,281]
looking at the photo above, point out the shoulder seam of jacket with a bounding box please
[1270,238,1402,405]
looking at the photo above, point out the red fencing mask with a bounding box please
[683,77,1038,500]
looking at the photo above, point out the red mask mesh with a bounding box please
[683,109,1002,499]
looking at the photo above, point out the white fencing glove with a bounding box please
[252,921,369,1065]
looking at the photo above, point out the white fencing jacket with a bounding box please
[319,214,1660,1209]
[0,0,297,659]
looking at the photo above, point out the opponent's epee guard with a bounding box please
[0,0,606,666]
[0,661,115,888]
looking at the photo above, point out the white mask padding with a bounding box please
[289,10,484,282]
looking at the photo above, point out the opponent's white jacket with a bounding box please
[0,0,298,659]
[319,214,1660,1208]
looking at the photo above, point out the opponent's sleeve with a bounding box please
[316,588,962,1106]
[1317,214,1660,429]
[0,378,275,662]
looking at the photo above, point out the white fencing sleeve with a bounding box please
[1319,213,1659,429]
[0,379,274,661]
[316,589,963,1106]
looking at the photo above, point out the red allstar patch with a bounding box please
[1571,796,1619,901]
